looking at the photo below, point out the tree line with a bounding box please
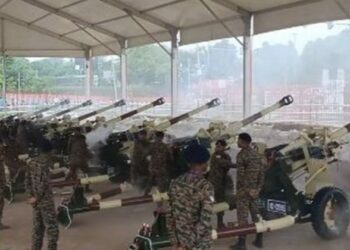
[0,26,349,96]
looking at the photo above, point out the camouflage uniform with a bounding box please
[146,141,173,192]
[0,145,6,223]
[208,151,234,228]
[208,151,234,203]
[131,139,150,182]
[25,153,59,250]
[16,122,29,154]
[236,147,265,226]
[4,139,23,182]
[167,170,214,250]
[66,133,92,180]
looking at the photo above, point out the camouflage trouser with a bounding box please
[66,159,89,180]
[5,160,23,182]
[32,200,59,250]
[146,172,169,193]
[236,192,259,227]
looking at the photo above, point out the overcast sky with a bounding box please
[254,20,350,53]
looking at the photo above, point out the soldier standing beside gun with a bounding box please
[4,131,22,183]
[145,131,173,196]
[0,135,10,230]
[232,133,265,250]
[167,144,214,250]
[208,139,235,230]
[131,130,151,186]
[25,139,59,250]
[66,127,92,181]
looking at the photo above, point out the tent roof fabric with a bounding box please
[0,0,348,57]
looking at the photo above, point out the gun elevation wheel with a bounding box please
[311,187,350,240]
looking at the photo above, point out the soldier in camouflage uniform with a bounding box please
[66,127,92,181]
[4,133,23,183]
[0,135,10,230]
[232,133,265,250]
[16,120,29,154]
[167,144,214,250]
[25,139,59,250]
[131,130,151,185]
[208,139,234,229]
[145,131,173,195]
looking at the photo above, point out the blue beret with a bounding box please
[183,143,210,164]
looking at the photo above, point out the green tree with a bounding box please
[127,44,170,96]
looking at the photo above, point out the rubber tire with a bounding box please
[311,186,350,240]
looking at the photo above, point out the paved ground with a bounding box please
[1,162,350,250]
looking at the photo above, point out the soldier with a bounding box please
[0,134,10,230]
[65,127,92,181]
[16,120,29,154]
[4,131,22,183]
[145,131,173,195]
[130,130,151,185]
[208,139,235,229]
[232,133,265,250]
[167,144,214,250]
[25,139,59,250]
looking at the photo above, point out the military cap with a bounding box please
[184,143,210,164]
[238,133,252,143]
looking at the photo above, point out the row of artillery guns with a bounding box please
[55,95,350,250]
[4,97,167,202]
[54,95,294,227]
[5,97,221,201]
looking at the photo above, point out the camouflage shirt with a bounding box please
[148,141,173,175]
[25,153,53,202]
[236,147,265,193]
[208,151,234,191]
[0,145,5,187]
[131,139,150,176]
[167,170,214,250]
[68,134,91,159]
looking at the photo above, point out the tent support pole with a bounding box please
[1,18,5,103]
[171,30,179,117]
[243,14,253,118]
[120,41,128,103]
[85,49,93,99]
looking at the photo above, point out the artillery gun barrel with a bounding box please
[108,98,220,140]
[132,215,296,249]
[154,98,221,132]
[329,123,350,141]
[77,99,126,122]
[30,99,70,119]
[280,122,350,155]
[57,192,233,228]
[104,97,165,126]
[226,95,294,135]
[50,174,111,188]
[44,100,93,120]
[86,185,129,203]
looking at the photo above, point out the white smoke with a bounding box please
[86,125,114,150]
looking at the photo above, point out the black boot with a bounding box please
[230,236,247,250]
[253,233,263,248]
[217,212,227,230]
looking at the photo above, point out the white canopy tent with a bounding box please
[0,0,349,115]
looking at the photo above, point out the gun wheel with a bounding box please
[311,187,350,240]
